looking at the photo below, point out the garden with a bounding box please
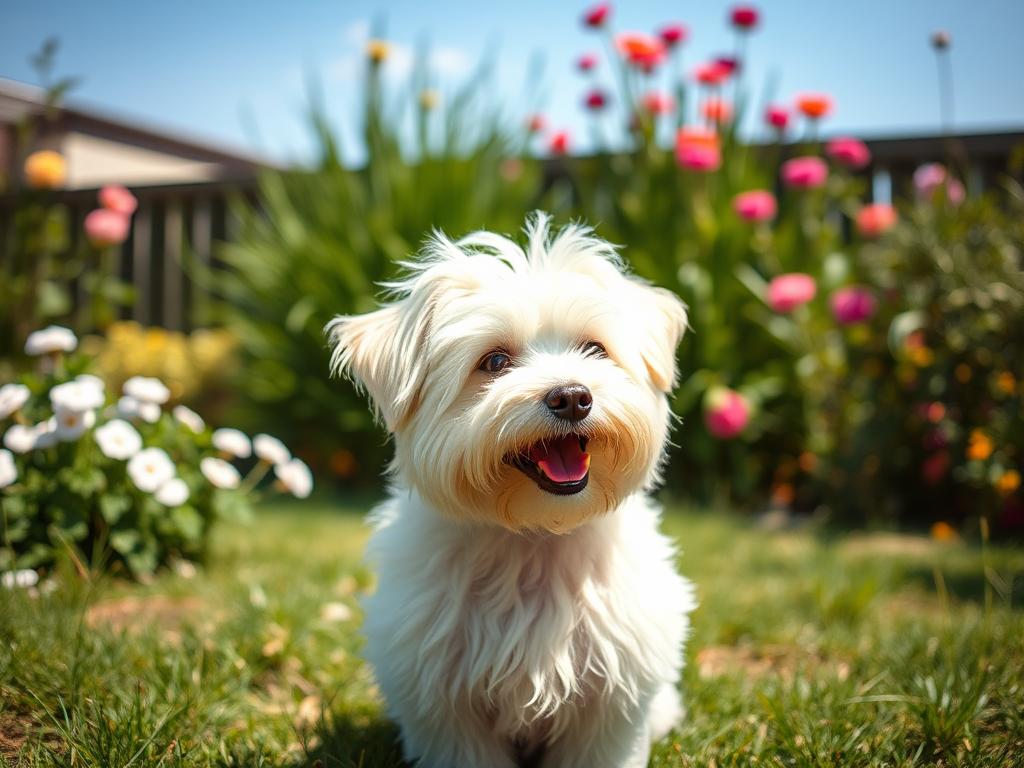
[1,3,1023,766]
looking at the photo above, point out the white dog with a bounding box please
[328,213,695,768]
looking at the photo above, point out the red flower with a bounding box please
[98,184,138,215]
[714,56,740,75]
[549,130,570,155]
[526,114,546,133]
[795,92,833,120]
[767,273,817,313]
[616,32,667,70]
[730,4,760,30]
[856,203,898,238]
[733,190,777,222]
[694,61,731,86]
[584,89,608,110]
[84,209,131,248]
[658,23,688,48]
[830,286,876,325]
[826,137,871,169]
[577,53,598,72]
[781,156,828,189]
[922,451,951,485]
[583,3,611,28]
[704,387,751,439]
[641,91,675,115]
[765,105,789,131]
[701,97,733,124]
[675,128,721,171]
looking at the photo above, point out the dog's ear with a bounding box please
[633,284,688,392]
[327,301,429,432]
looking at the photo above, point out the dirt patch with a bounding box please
[838,533,944,560]
[695,644,849,682]
[85,595,206,635]
[0,709,60,761]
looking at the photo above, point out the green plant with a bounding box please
[0,326,312,578]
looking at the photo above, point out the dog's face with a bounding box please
[329,216,687,532]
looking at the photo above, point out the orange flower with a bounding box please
[24,150,67,189]
[856,203,898,238]
[997,470,1021,495]
[366,39,390,64]
[615,32,666,70]
[996,371,1017,395]
[701,97,733,124]
[967,429,993,461]
[795,92,833,120]
[930,521,959,541]
[771,483,795,506]
[955,363,972,383]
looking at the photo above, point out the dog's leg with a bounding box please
[538,694,658,768]
[398,712,519,768]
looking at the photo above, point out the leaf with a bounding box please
[110,529,140,555]
[99,494,133,525]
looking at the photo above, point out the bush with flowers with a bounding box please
[0,326,313,577]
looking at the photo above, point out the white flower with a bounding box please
[123,376,170,405]
[155,477,190,507]
[320,601,353,622]
[94,419,142,460]
[127,447,176,493]
[172,405,205,434]
[0,384,30,419]
[212,428,251,459]
[200,456,241,489]
[0,449,16,488]
[276,458,313,499]
[254,433,291,466]
[117,396,161,424]
[1,569,39,589]
[3,424,37,453]
[50,379,105,412]
[25,325,77,355]
[33,419,58,449]
[54,408,96,442]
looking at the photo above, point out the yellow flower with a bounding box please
[24,150,67,189]
[997,470,1021,495]
[907,346,934,368]
[967,429,993,461]
[930,521,959,542]
[366,39,390,65]
[418,89,440,111]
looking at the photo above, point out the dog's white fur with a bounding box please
[328,214,696,767]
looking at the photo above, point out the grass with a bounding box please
[1,497,1023,767]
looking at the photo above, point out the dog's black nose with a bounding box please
[545,384,592,422]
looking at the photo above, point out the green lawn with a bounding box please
[2,498,1023,767]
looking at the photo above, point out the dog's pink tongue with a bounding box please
[532,436,590,483]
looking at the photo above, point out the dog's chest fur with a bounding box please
[362,491,693,747]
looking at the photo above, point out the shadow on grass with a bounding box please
[292,713,407,768]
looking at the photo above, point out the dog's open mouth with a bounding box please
[508,435,590,495]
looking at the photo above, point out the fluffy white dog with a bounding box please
[328,213,696,768]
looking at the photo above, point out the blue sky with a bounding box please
[3,0,1023,164]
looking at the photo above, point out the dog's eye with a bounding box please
[582,340,607,358]
[479,350,512,374]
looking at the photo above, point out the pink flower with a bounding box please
[693,61,731,86]
[659,23,688,48]
[730,4,760,30]
[84,209,130,248]
[642,91,674,115]
[856,203,898,238]
[826,137,871,169]
[704,387,751,439]
[831,286,876,325]
[675,128,721,172]
[549,131,570,155]
[781,156,828,189]
[765,105,789,131]
[914,163,965,204]
[767,273,817,313]
[701,97,733,124]
[733,190,777,222]
[583,3,611,28]
[526,114,546,133]
[714,56,741,76]
[584,89,608,110]
[98,184,138,215]
[577,53,598,72]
